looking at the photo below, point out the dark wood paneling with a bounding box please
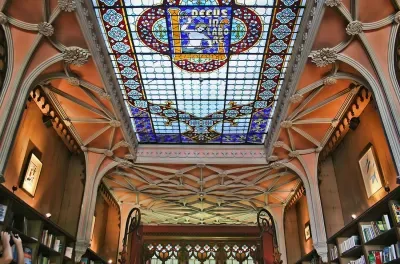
[319,156,344,238]
[284,206,302,263]
[332,102,397,225]
[2,101,80,232]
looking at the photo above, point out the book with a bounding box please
[47,234,53,248]
[374,251,382,264]
[390,244,397,261]
[395,242,400,259]
[53,239,60,252]
[23,247,32,264]
[390,200,400,224]
[383,247,390,263]
[11,244,17,262]
[0,203,7,222]
[65,247,73,258]
[23,217,28,235]
[382,214,391,230]
[41,230,48,244]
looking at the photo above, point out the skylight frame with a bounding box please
[92,0,306,144]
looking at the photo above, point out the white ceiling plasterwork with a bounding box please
[104,163,300,225]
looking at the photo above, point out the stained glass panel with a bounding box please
[92,0,306,144]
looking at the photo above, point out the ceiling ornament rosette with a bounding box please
[91,0,306,144]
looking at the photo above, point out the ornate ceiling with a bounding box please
[104,163,300,224]
[91,0,306,144]
[2,0,399,232]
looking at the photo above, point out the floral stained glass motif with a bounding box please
[92,0,306,144]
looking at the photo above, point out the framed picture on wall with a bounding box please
[21,153,42,197]
[358,145,383,198]
[304,221,311,241]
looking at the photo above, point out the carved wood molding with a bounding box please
[320,86,372,161]
[29,86,80,153]
[285,184,305,210]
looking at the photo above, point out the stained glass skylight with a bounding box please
[92,0,306,144]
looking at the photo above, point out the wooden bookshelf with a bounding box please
[81,248,107,264]
[0,184,76,264]
[295,249,319,264]
[327,186,400,264]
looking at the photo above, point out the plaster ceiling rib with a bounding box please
[288,87,323,120]
[293,88,352,121]
[103,162,298,225]
[44,85,110,119]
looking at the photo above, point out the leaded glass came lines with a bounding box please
[92,0,306,144]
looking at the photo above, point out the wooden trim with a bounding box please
[143,235,260,241]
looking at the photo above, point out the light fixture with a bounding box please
[351,214,357,220]
[108,260,112,264]
[45,213,52,218]
[349,117,360,131]
[42,114,53,128]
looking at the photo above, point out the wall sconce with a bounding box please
[349,117,360,130]
[45,213,52,218]
[108,260,112,264]
[42,115,53,128]
[351,214,357,220]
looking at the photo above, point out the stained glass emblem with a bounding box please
[92,0,306,144]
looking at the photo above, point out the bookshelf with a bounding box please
[0,184,76,264]
[295,249,320,264]
[327,186,400,264]
[81,248,107,264]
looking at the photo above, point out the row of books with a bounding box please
[12,245,32,264]
[390,200,400,224]
[367,243,400,264]
[81,258,105,264]
[339,236,360,254]
[41,230,62,252]
[348,255,366,264]
[360,215,392,242]
[38,254,55,264]
[330,245,338,261]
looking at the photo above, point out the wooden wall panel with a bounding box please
[2,101,81,232]
[295,195,313,255]
[319,156,344,238]
[58,155,85,236]
[332,102,397,225]
[91,193,108,253]
[284,206,301,263]
[91,190,120,262]
[101,203,120,262]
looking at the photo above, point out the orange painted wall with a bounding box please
[2,100,84,235]
[284,205,301,263]
[332,102,398,225]
[91,191,120,262]
[295,195,313,256]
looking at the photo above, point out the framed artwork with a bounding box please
[21,153,42,197]
[304,221,311,241]
[358,145,383,198]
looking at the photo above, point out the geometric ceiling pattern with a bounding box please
[92,0,306,144]
[104,163,300,224]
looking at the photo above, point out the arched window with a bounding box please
[144,243,260,264]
